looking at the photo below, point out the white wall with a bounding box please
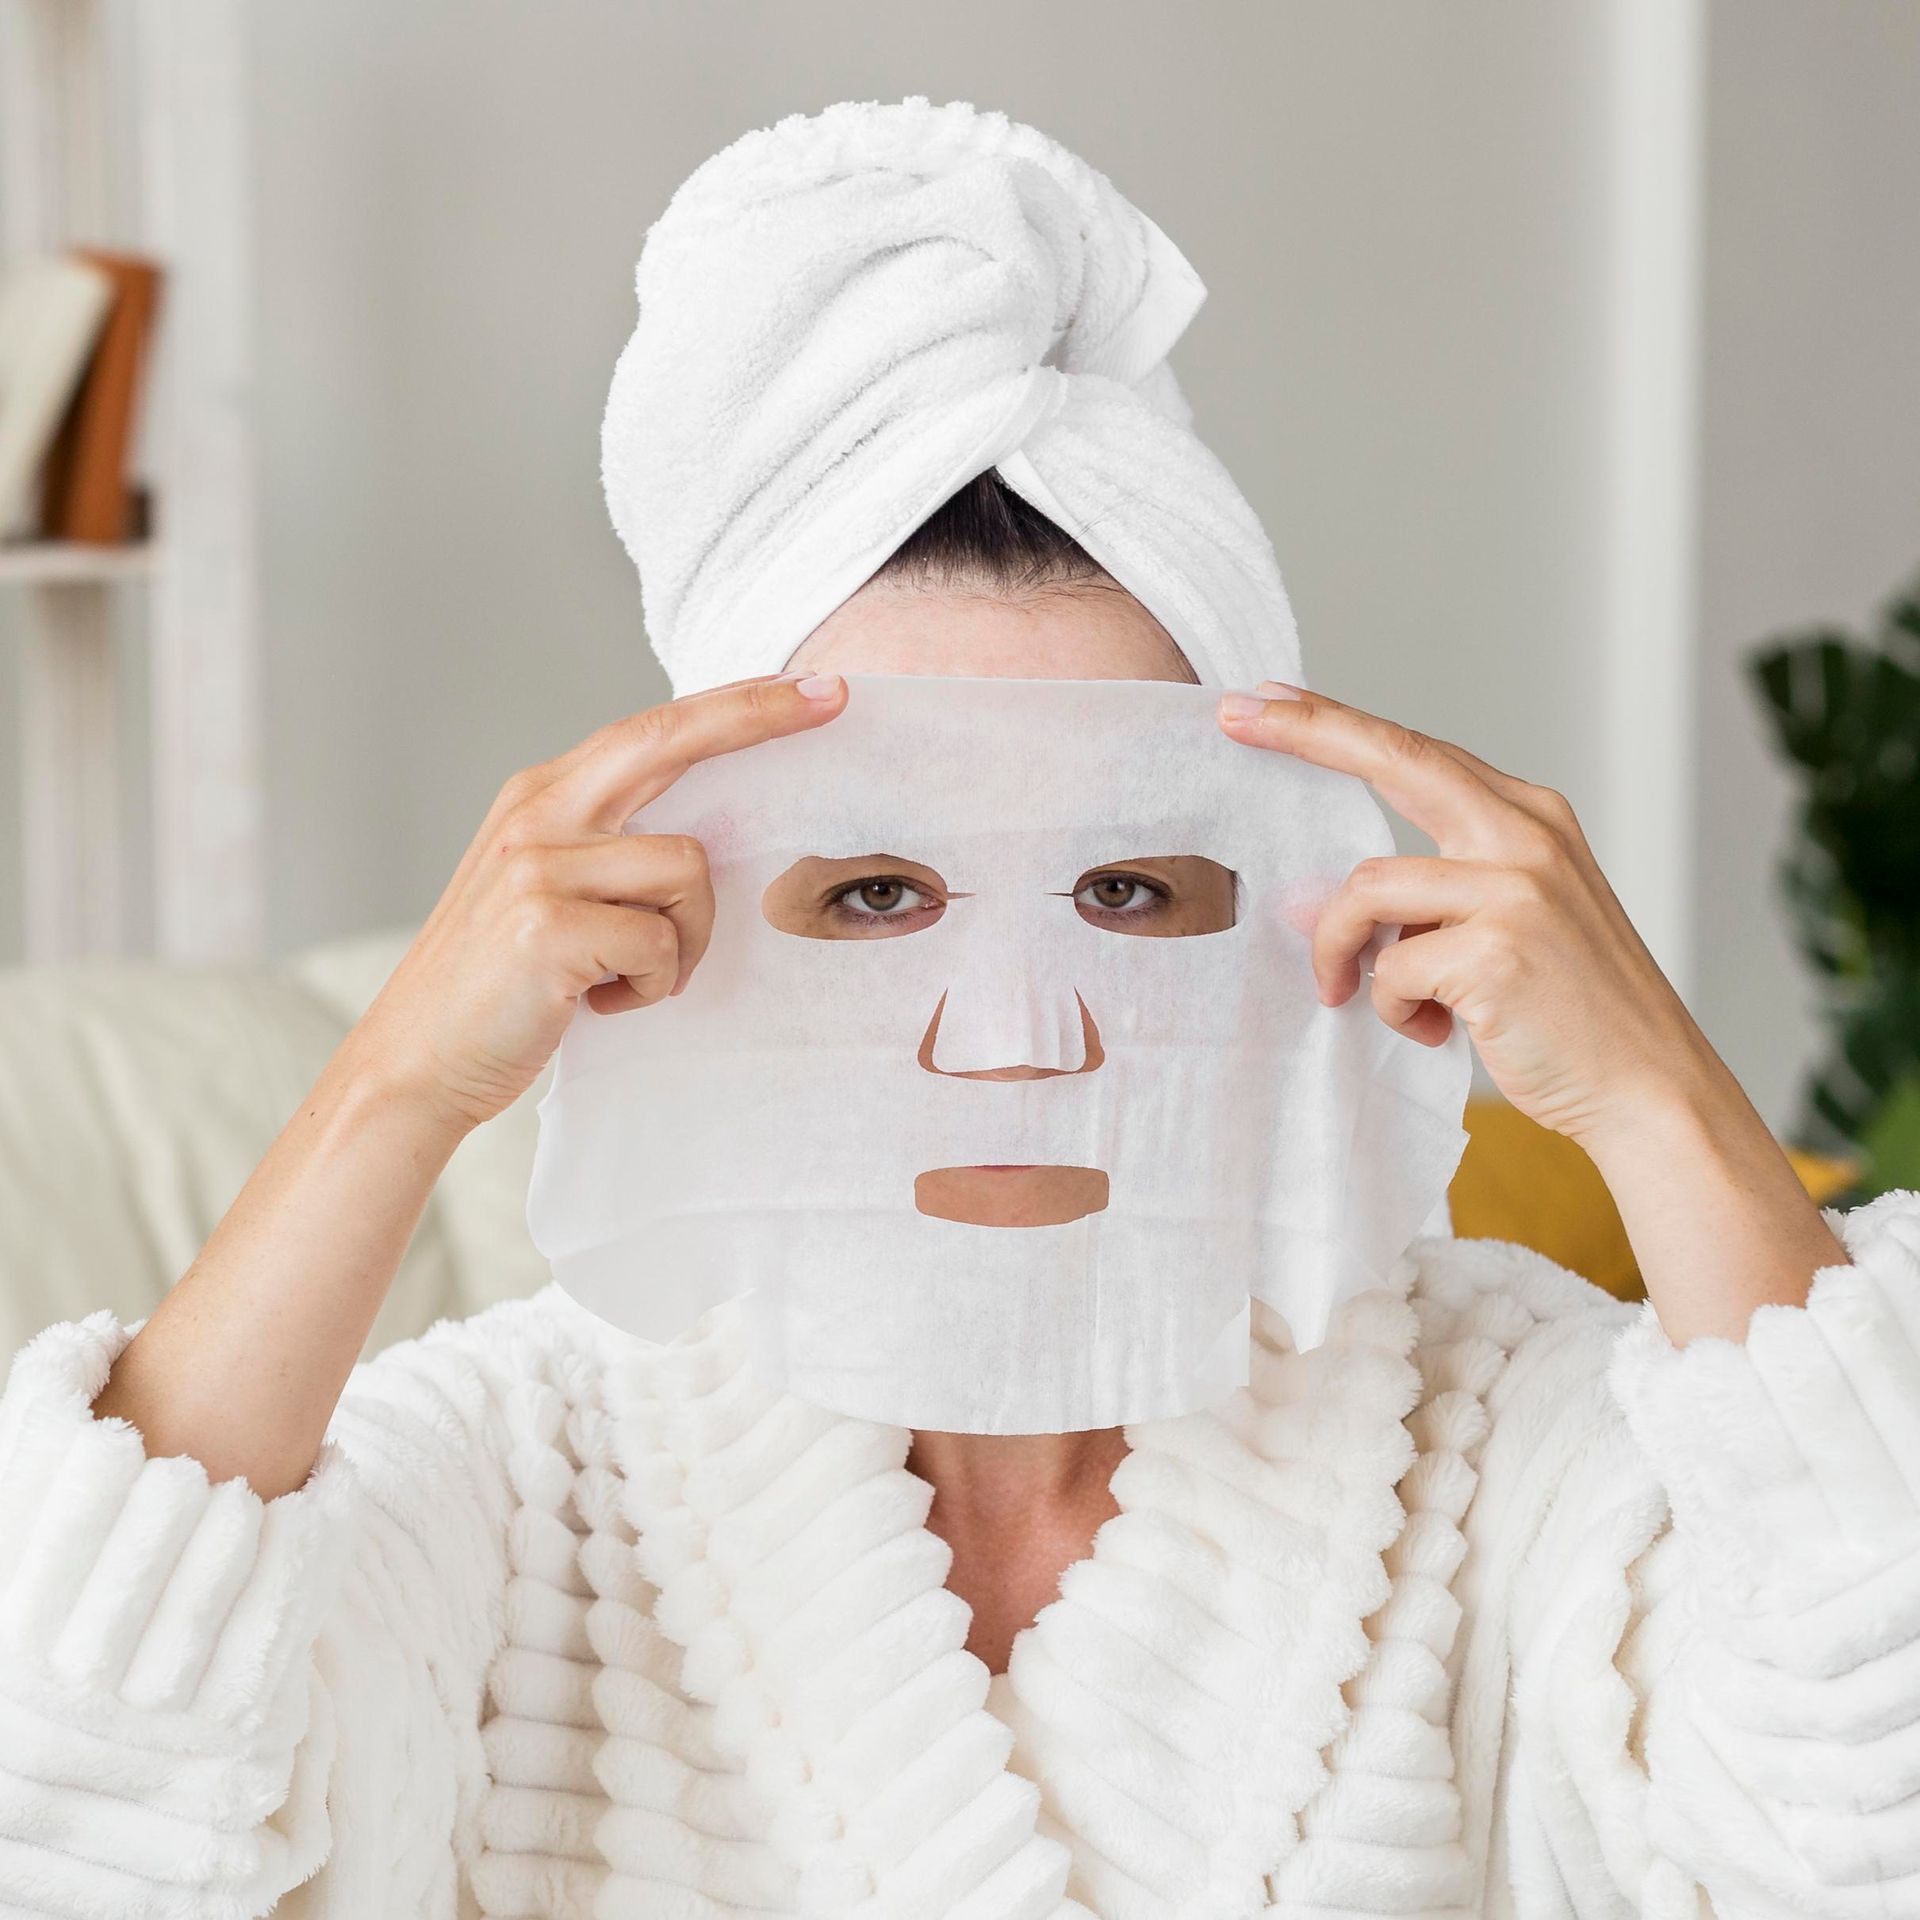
[237,0,1615,949]
[1695,0,1920,1128]
[5,0,1915,1133]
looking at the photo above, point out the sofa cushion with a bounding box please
[0,956,463,1359]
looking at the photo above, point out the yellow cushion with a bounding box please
[1447,1098,1857,1302]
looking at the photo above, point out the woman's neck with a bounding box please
[907,1426,1130,1676]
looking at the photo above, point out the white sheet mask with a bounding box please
[528,675,1470,1432]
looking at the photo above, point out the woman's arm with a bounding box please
[1221,682,1920,1904]
[1216,680,1845,1343]
[90,670,846,1498]
[1466,1192,1920,1916]
[87,1046,464,1495]
[1575,1053,1844,1343]
[0,671,847,1915]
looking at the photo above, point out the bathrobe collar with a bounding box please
[602,1272,1434,1920]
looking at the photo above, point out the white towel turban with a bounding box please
[602,96,1306,697]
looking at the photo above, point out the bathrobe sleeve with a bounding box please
[1495,1187,1920,1918]
[0,1300,535,1919]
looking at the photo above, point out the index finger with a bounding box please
[1216,683,1504,851]
[546,670,847,831]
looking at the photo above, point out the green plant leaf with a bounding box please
[1751,570,1920,1175]
[1859,1071,1920,1198]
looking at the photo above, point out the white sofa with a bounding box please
[0,928,549,1363]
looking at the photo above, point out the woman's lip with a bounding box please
[915,1166,1110,1227]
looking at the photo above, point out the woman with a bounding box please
[5,101,1919,1920]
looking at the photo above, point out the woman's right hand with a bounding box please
[86,668,845,1497]
[345,669,848,1139]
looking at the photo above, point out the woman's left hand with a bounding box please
[1217,678,1848,1343]
[1217,680,1694,1149]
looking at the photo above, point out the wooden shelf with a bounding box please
[4,0,259,964]
[0,540,155,586]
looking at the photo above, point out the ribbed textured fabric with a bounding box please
[2,1196,1918,1917]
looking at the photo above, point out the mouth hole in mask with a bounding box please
[914,1165,1110,1227]
[761,854,953,939]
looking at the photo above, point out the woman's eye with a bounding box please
[1067,856,1237,938]
[829,877,937,924]
[1074,873,1163,916]
[763,856,951,940]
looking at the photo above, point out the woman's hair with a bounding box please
[868,468,1114,599]
[864,467,1198,682]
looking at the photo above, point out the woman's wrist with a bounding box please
[322,1024,482,1166]
[1573,1053,1847,1343]
[1569,1043,1740,1178]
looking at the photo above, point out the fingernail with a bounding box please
[795,673,842,702]
[1256,680,1304,700]
[1219,692,1266,720]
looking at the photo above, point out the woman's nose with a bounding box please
[917,987,1106,1078]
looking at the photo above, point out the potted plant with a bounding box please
[1751,577,1920,1202]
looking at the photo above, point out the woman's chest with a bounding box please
[469,1291,1495,1918]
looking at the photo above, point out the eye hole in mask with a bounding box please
[1059,856,1238,937]
[760,853,1239,939]
[760,854,953,939]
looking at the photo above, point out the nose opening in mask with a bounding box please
[917,985,1103,1078]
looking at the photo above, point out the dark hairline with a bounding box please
[868,469,1195,682]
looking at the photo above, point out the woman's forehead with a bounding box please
[789,581,1195,684]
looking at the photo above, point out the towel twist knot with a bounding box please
[604,95,1304,695]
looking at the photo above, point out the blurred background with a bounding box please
[1,0,1916,1349]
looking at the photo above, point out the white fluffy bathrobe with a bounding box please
[4,1197,1920,1918]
